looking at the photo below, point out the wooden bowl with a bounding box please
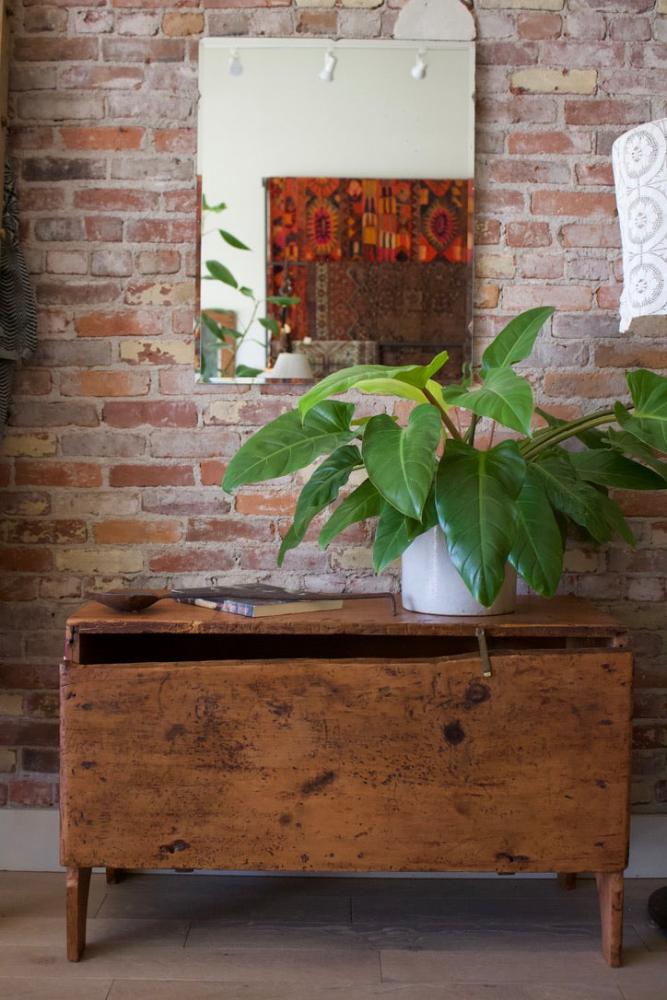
[86,590,168,613]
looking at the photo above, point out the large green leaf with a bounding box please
[356,378,428,404]
[205,260,238,289]
[615,370,667,453]
[481,307,555,372]
[372,502,422,574]
[223,401,355,492]
[435,440,526,607]
[508,466,563,598]
[298,351,449,420]
[596,491,636,545]
[607,428,667,481]
[570,448,667,491]
[319,479,382,548]
[443,366,534,436]
[217,228,250,251]
[532,450,611,543]
[277,445,362,566]
[362,404,441,519]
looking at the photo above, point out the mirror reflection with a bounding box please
[197,38,475,384]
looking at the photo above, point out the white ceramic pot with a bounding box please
[401,526,517,616]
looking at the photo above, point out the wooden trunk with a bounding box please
[60,597,632,964]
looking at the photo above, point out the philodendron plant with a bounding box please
[223,307,667,607]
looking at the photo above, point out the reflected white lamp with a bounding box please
[265,351,313,380]
[612,118,667,332]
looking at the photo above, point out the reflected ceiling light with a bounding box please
[229,49,243,77]
[411,50,427,81]
[319,50,337,83]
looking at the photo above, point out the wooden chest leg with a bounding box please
[596,871,624,967]
[66,866,91,962]
[557,872,577,891]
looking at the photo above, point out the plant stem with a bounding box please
[521,408,618,459]
[465,413,480,445]
[423,387,462,440]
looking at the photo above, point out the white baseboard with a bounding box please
[1,810,665,877]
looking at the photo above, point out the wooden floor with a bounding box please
[0,872,665,999]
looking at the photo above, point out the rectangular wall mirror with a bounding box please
[197,37,475,384]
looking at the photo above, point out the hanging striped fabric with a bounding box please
[0,158,38,433]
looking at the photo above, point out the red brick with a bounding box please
[235,493,298,516]
[36,280,121,307]
[517,13,561,39]
[101,37,185,62]
[575,162,614,186]
[110,464,195,487]
[61,371,151,397]
[595,344,667,368]
[73,188,160,212]
[475,219,501,245]
[94,519,182,544]
[83,216,124,242]
[543,370,628,398]
[163,190,196,213]
[477,41,538,66]
[0,578,39,601]
[186,518,273,543]
[489,159,569,185]
[22,749,59,774]
[531,191,617,218]
[8,780,55,807]
[59,64,145,89]
[149,549,236,572]
[76,309,163,338]
[0,663,58,690]
[14,37,98,61]
[0,547,52,572]
[60,126,144,151]
[3,520,87,544]
[137,250,181,274]
[154,128,196,153]
[25,693,59,719]
[508,131,592,155]
[564,98,650,125]
[200,460,227,486]
[560,223,621,249]
[506,222,552,247]
[503,285,592,311]
[296,10,337,34]
[103,401,197,428]
[13,370,52,395]
[15,461,102,488]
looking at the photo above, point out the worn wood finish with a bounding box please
[65,596,627,642]
[61,650,632,873]
[60,598,632,965]
[596,871,624,967]
[66,866,91,962]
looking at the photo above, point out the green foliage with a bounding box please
[222,307,667,607]
[200,194,298,379]
[435,441,526,607]
[362,405,441,519]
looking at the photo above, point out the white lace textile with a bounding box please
[613,118,667,333]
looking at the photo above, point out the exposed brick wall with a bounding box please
[0,0,666,811]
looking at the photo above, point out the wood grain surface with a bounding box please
[60,649,632,874]
[65,596,627,641]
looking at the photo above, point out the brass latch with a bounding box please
[475,626,493,678]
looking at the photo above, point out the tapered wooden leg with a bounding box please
[106,867,124,885]
[557,872,577,891]
[595,871,624,967]
[66,866,91,962]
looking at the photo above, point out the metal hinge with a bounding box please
[475,626,493,678]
